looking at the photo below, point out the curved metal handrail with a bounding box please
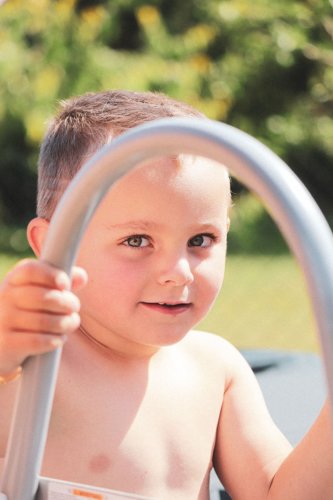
[1,118,333,500]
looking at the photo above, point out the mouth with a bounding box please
[140,301,192,315]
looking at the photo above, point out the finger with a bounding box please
[4,331,66,361]
[10,310,81,336]
[71,266,88,290]
[11,286,81,314]
[7,259,70,290]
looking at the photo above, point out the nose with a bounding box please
[156,254,194,287]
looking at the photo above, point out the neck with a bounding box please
[79,324,113,353]
[77,323,160,361]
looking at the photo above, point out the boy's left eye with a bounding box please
[188,233,216,248]
[123,235,150,248]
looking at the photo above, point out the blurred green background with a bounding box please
[1,0,332,352]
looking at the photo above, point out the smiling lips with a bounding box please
[141,302,192,315]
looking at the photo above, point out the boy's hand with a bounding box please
[0,259,87,376]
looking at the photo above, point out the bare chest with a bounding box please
[41,365,223,499]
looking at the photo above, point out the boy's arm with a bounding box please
[267,400,333,498]
[0,259,86,457]
[214,345,333,499]
[0,258,86,461]
[213,344,292,499]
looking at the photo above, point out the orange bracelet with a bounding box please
[0,366,22,385]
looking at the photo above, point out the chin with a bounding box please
[149,329,190,347]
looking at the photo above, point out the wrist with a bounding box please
[0,366,22,385]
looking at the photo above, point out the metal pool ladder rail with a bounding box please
[1,118,333,500]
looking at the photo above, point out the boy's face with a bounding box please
[76,156,230,356]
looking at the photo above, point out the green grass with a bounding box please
[0,254,21,280]
[0,252,319,353]
[198,254,319,353]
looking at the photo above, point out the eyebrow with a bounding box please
[106,220,223,232]
[105,220,160,231]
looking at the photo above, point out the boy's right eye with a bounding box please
[123,235,150,248]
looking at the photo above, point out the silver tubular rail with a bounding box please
[1,118,333,500]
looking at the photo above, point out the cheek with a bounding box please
[191,267,224,325]
[203,270,224,302]
[76,255,147,305]
[196,255,226,300]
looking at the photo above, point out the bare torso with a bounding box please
[1,329,300,500]
[40,330,226,499]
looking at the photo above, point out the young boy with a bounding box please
[0,90,332,499]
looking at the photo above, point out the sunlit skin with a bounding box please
[1,156,333,499]
[74,156,230,358]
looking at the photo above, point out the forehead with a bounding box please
[119,155,229,195]
[94,155,230,223]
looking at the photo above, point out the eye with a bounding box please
[123,235,151,248]
[188,233,216,248]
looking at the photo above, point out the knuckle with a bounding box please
[68,293,81,313]
[43,289,80,313]
[36,312,80,334]
[42,288,62,305]
[15,258,37,275]
[35,313,55,333]
[60,312,80,332]
[0,304,16,331]
[7,259,39,285]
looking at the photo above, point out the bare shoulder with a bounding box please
[181,328,238,353]
[180,329,249,381]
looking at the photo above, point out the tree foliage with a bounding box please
[0,0,332,249]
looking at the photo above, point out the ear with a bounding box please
[27,217,50,257]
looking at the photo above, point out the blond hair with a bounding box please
[37,90,204,218]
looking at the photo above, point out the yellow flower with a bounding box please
[25,109,47,143]
[190,54,211,73]
[34,67,62,98]
[137,5,160,26]
[81,6,106,27]
[186,24,216,48]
